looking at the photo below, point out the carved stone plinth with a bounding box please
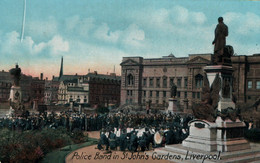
[9,86,22,115]
[183,119,250,152]
[167,98,178,114]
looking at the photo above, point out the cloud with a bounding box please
[26,17,58,40]
[224,12,260,35]
[0,31,69,56]
[65,15,95,37]
[94,23,121,43]
[122,24,145,47]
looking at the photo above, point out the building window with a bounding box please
[163,77,167,88]
[126,99,128,104]
[143,91,146,97]
[248,96,251,100]
[170,78,174,87]
[192,92,196,98]
[127,74,134,86]
[163,100,166,107]
[248,81,252,89]
[130,90,133,96]
[143,78,147,87]
[156,91,159,97]
[184,92,187,98]
[156,78,160,88]
[177,78,182,87]
[77,99,80,102]
[127,90,130,96]
[156,100,159,104]
[129,99,132,104]
[163,91,166,97]
[84,99,87,103]
[257,81,260,89]
[184,78,188,88]
[177,91,180,98]
[195,74,203,88]
[197,92,200,99]
[149,78,154,87]
[150,91,153,97]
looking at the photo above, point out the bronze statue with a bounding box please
[212,17,229,65]
[192,73,221,122]
[170,83,177,98]
[9,64,21,87]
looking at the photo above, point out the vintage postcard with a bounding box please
[0,0,260,163]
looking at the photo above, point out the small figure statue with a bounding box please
[170,83,177,98]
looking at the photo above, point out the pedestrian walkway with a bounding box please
[65,131,171,163]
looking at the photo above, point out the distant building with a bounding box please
[120,53,260,109]
[86,71,121,107]
[120,54,210,109]
[44,79,59,105]
[0,81,12,102]
[232,54,260,104]
[31,75,45,106]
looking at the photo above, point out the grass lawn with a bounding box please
[41,138,98,163]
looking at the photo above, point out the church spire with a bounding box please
[59,56,63,79]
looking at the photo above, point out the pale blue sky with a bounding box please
[0,0,260,78]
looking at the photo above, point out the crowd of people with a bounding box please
[97,113,193,152]
[0,110,194,152]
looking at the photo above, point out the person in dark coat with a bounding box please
[129,131,138,152]
[119,129,127,151]
[109,130,117,150]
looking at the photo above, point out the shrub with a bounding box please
[244,128,260,142]
[0,127,80,163]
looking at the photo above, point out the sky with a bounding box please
[0,0,260,79]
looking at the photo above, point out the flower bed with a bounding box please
[0,127,87,162]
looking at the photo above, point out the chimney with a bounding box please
[40,73,43,80]
[52,75,55,80]
[94,71,97,75]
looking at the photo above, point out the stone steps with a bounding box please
[148,143,260,163]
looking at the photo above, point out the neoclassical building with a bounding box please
[120,53,260,110]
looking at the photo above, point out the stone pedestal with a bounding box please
[183,99,189,113]
[33,100,38,110]
[78,104,82,114]
[9,86,22,115]
[182,118,250,152]
[183,65,250,152]
[167,98,178,114]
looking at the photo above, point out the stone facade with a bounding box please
[232,54,260,105]
[120,54,211,109]
[120,53,260,109]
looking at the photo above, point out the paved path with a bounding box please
[65,131,171,163]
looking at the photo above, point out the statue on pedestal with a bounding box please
[212,17,230,65]
[9,64,26,117]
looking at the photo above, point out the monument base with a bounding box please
[182,119,250,152]
[167,98,179,114]
[9,86,22,116]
